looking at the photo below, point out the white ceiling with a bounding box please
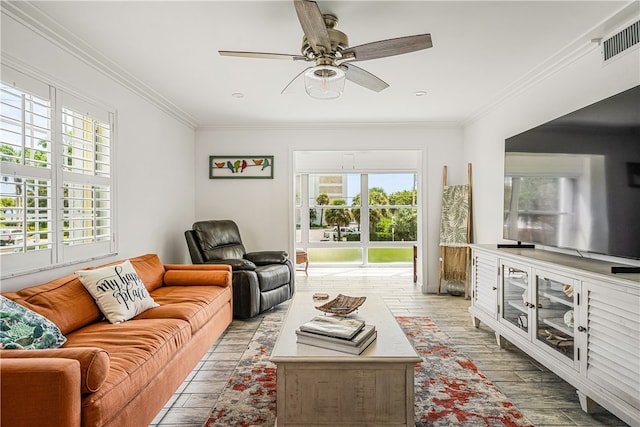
[23,1,636,127]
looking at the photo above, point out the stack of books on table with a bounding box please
[296,316,377,355]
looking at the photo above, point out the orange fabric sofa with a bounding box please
[0,254,233,427]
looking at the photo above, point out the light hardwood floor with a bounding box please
[150,268,628,427]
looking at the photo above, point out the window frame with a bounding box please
[296,172,418,266]
[1,66,117,278]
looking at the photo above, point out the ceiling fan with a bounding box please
[219,0,433,99]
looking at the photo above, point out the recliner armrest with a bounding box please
[245,251,289,265]
[210,259,257,271]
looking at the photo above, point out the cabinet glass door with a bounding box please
[535,272,575,363]
[501,264,529,332]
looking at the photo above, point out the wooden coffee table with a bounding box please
[271,292,421,427]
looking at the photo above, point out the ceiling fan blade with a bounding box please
[341,64,389,93]
[281,67,312,95]
[341,34,432,62]
[219,51,307,61]
[294,0,331,54]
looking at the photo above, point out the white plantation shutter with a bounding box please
[0,68,55,272]
[59,93,115,263]
[0,66,116,276]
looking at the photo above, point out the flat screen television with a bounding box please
[503,85,640,261]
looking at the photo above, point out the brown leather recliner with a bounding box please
[185,220,294,318]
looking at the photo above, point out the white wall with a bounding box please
[195,124,464,292]
[464,43,640,253]
[1,14,196,292]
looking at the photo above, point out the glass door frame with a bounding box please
[295,172,419,267]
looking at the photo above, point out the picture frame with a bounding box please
[209,155,274,179]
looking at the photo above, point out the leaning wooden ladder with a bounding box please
[437,163,473,298]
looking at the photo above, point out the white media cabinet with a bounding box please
[469,244,639,426]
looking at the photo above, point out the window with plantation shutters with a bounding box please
[61,105,112,251]
[1,66,116,277]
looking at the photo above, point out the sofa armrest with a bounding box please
[163,266,232,287]
[0,358,81,427]
[245,251,289,265]
[0,347,110,394]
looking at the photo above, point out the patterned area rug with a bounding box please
[204,312,533,427]
[399,316,533,426]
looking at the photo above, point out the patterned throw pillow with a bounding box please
[76,260,159,324]
[0,295,67,350]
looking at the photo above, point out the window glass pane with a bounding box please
[63,183,111,246]
[368,174,417,205]
[1,84,52,168]
[368,247,414,263]
[309,174,360,206]
[309,174,360,242]
[0,178,52,253]
[62,108,111,177]
[366,173,417,242]
[369,207,418,242]
[308,247,363,264]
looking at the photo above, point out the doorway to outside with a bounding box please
[294,151,421,270]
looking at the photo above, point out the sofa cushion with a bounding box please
[129,254,166,292]
[76,261,159,324]
[0,295,67,350]
[85,254,166,293]
[63,318,191,426]
[4,275,101,336]
[0,347,109,394]
[139,285,232,334]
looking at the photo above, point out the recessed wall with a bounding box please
[195,124,464,291]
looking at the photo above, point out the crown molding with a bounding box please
[462,1,640,126]
[2,1,198,129]
[196,120,462,131]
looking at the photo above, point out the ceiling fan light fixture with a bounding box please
[304,65,345,100]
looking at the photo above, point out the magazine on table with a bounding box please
[299,315,365,340]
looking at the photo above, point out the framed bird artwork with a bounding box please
[209,155,274,179]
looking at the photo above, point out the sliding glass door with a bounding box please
[295,173,418,266]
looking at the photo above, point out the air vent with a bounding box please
[603,20,639,61]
